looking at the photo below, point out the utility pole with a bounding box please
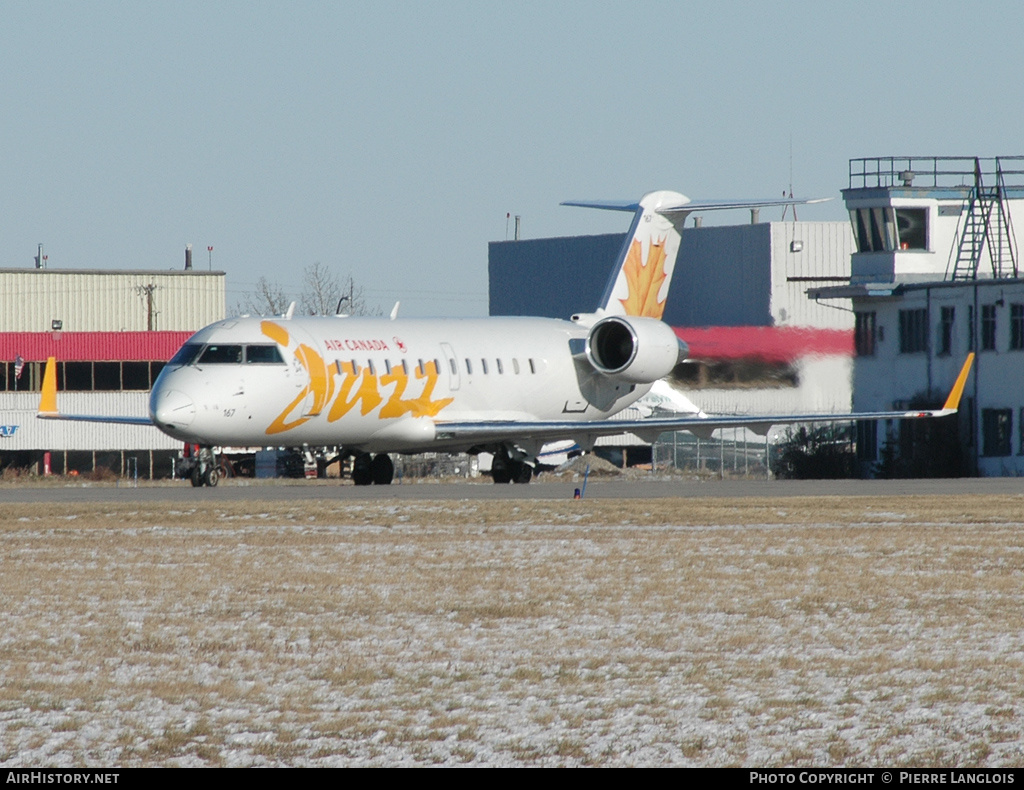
[135,284,159,331]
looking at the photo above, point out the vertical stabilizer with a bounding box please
[565,190,690,319]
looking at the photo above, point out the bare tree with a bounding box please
[235,276,291,316]
[235,264,377,317]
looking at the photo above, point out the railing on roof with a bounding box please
[849,156,1024,190]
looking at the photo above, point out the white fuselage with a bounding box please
[149,315,652,452]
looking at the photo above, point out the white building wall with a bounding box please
[0,270,225,332]
[770,222,856,330]
[852,280,1024,476]
[0,393,180,451]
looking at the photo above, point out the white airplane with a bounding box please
[37,189,975,487]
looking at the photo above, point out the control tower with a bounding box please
[843,156,1024,284]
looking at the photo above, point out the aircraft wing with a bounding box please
[434,354,974,446]
[36,358,153,425]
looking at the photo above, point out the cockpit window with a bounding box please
[197,344,243,364]
[245,345,285,364]
[168,344,204,366]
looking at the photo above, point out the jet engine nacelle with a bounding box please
[585,315,688,384]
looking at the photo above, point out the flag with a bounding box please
[14,354,24,380]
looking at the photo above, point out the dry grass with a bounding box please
[1,494,1023,766]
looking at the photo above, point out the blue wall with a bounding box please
[488,224,773,326]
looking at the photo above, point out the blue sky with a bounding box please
[3,1,1023,316]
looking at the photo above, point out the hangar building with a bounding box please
[0,266,225,477]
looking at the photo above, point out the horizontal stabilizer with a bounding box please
[658,196,831,216]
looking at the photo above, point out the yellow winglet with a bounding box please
[942,353,975,412]
[39,356,58,415]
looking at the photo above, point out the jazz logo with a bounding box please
[261,322,453,435]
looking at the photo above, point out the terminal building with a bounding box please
[0,264,225,477]
[811,156,1024,477]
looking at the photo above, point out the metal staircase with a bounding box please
[949,157,1019,280]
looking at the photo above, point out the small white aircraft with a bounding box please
[38,190,974,486]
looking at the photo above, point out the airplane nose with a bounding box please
[151,388,196,431]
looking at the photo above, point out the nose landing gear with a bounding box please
[185,446,220,487]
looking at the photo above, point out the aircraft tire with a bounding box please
[352,454,373,486]
[371,454,394,485]
[492,467,512,484]
[203,466,220,487]
[511,461,533,484]
[190,465,202,488]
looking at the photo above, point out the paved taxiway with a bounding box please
[2,476,1021,504]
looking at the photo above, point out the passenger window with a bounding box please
[198,345,243,364]
[481,359,488,374]
[368,360,376,376]
[245,345,284,364]
[465,359,473,375]
[513,358,520,374]
[529,358,536,374]
[384,360,393,375]
[401,360,408,375]
[496,359,503,374]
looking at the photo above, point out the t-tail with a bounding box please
[564,190,689,319]
[563,189,831,319]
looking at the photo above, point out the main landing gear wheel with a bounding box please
[203,466,220,487]
[510,460,532,484]
[371,454,394,485]
[352,453,373,486]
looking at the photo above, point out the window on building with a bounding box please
[122,361,151,390]
[1011,304,1024,350]
[895,208,927,250]
[850,207,929,252]
[855,312,877,356]
[93,362,121,391]
[938,306,955,356]
[1019,408,1024,455]
[968,305,975,351]
[982,408,1012,457]
[982,304,997,351]
[898,308,928,354]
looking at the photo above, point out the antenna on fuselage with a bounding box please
[390,301,400,320]
[284,301,296,320]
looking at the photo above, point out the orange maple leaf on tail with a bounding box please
[618,237,668,318]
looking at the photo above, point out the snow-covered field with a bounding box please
[1,496,1023,767]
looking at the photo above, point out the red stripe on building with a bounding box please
[0,332,192,362]
[674,326,853,363]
